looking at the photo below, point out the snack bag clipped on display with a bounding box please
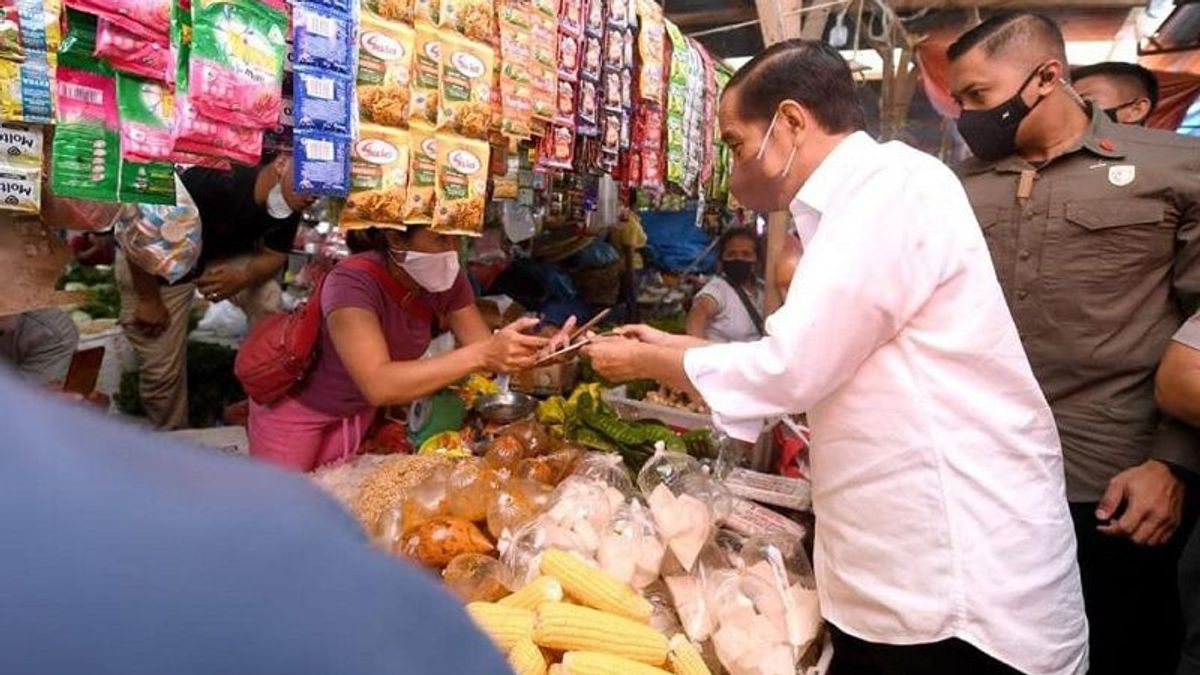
[410,22,441,125]
[362,0,412,23]
[0,0,62,62]
[64,0,170,42]
[0,121,43,167]
[113,174,202,283]
[51,55,120,202]
[0,52,54,124]
[294,67,353,134]
[117,73,174,163]
[292,1,353,75]
[342,123,409,230]
[189,0,287,129]
[437,31,494,140]
[0,165,40,213]
[439,0,492,44]
[94,18,170,81]
[413,0,439,26]
[294,127,350,197]
[432,131,488,235]
[356,14,414,128]
[403,120,436,222]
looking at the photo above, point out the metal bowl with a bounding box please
[474,391,538,424]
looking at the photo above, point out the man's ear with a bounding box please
[1132,98,1153,125]
[778,99,808,135]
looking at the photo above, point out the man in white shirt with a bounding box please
[585,39,1088,675]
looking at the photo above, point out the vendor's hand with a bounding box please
[613,323,673,346]
[583,336,645,383]
[1097,459,1185,546]
[196,263,250,303]
[132,297,170,338]
[482,317,549,373]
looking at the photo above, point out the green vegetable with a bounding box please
[574,426,619,453]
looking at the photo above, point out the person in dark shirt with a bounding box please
[1072,61,1159,126]
[0,371,510,675]
[116,153,314,429]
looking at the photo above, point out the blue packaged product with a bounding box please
[294,128,350,197]
[292,3,354,75]
[294,67,353,133]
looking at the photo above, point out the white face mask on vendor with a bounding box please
[266,183,293,219]
[388,248,460,293]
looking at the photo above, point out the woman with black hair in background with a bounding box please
[686,228,764,343]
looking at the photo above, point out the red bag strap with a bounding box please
[340,255,434,322]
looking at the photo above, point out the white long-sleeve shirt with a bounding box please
[684,132,1088,675]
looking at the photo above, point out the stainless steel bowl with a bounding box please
[474,391,538,424]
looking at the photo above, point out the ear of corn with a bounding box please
[540,549,654,623]
[666,634,713,675]
[509,639,549,675]
[561,651,674,675]
[533,602,669,666]
[500,576,565,611]
[466,602,535,652]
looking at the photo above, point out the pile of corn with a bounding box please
[467,550,712,675]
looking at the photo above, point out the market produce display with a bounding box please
[311,375,823,674]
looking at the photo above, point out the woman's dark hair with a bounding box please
[344,226,416,253]
[723,39,865,133]
[717,227,760,260]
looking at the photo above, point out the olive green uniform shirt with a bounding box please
[961,106,1200,502]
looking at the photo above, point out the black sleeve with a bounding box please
[262,214,301,254]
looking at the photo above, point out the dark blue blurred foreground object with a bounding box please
[0,375,509,675]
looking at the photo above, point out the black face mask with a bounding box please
[723,259,755,285]
[956,65,1049,161]
[1103,100,1142,125]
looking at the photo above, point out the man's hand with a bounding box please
[131,297,170,338]
[1096,459,1185,546]
[583,335,647,383]
[196,263,251,303]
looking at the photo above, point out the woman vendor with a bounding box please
[248,226,551,471]
[686,228,764,343]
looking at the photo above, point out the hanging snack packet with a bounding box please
[292,1,353,75]
[343,123,410,230]
[576,78,597,133]
[410,22,440,126]
[635,0,663,105]
[362,0,412,23]
[439,0,492,44]
[413,0,439,25]
[580,33,600,81]
[0,51,54,123]
[51,61,119,202]
[294,127,350,197]
[437,31,494,141]
[497,6,532,139]
[294,66,353,134]
[94,18,170,81]
[117,157,176,204]
[0,121,43,166]
[0,0,62,61]
[403,120,436,222]
[64,0,171,42]
[0,165,40,213]
[537,123,572,170]
[583,0,601,36]
[189,0,287,129]
[557,32,578,82]
[432,131,488,235]
[116,73,174,163]
[559,0,581,36]
[554,79,574,127]
[357,15,414,128]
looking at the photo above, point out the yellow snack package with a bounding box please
[404,121,438,223]
[439,0,493,43]
[357,15,415,128]
[410,22,442,126]
[433,131,489,236]
[343,124,410,231]
[437,30,494,140]
[362,0,413,23]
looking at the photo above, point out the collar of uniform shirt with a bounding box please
[789,131,876,248]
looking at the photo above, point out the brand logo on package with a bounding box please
[448,149,481,174]
[421,138,438,158]
[452,52,485,78]
[424,41,441,61]
[361,31,403,60]
[357,139,399,165]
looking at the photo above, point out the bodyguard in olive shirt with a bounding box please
[949,13,1200,674]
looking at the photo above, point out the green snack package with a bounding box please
[51,11,120,202]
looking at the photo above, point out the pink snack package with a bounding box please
[187,0,288,129]
[96,18,171,81]
[65,0,171,42]
[173,94,264,166]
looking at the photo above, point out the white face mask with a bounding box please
[388,248,460,293]
[266,183,293,219]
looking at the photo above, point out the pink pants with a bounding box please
[248,396,377,472]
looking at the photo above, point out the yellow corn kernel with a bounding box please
[466,602,534,652]
[509,639,549,675]
[667,634,712,675]
[561,651,674,675]
[540,549,653,622]
[500,576,565,611]
[533,602,669,666]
